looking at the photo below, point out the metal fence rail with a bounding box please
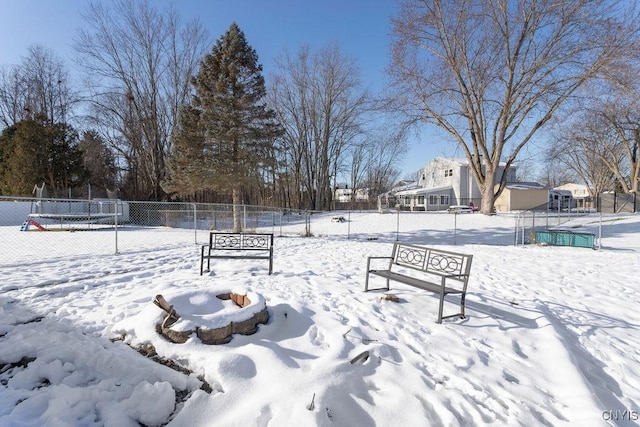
[0,197,313,266]
[513,209,593,245]
[0,196,610,268]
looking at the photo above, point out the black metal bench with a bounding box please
[200,232,274,275]
[364,243,473,323]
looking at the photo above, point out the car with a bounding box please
[447,205,473,214]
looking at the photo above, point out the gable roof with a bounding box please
[504,182,546,190]
[395,185,453,196]
[428,156,509,168]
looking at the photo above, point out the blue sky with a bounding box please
[0,0,455,179]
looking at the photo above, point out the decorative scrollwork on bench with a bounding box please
[396,247,426,267]
[215,235,241,248]
[428,253,462,274]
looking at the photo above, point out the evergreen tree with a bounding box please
[164,22,281,231]
[0,116,86,196]
[163,106,206,197]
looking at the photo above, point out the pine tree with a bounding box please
[164,22,281,231]
[0,117,86,196]
[163,106,206,197]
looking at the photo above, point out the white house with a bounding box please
[393,157,516,211]
[552,183,593,210]
[334,187,369,203]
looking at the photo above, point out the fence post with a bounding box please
[453,211,457,245]
[532,210,535,240]
[193,203,197,244]
[114,201,119,254]
[598,212,603,250]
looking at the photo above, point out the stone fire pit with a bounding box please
[153,290,269,345]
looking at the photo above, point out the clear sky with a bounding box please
[0,0,455,179]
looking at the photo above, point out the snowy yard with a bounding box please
[1,211,639,426]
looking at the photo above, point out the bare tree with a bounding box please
[74,0,208,200]
[0,66,29,129]
[0,45,75,128]
[550,96,640,195]
[348,128,406,201]
[270,43,370,210]
[389,0,640,214]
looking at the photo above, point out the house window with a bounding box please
[444,169,453,177]
[440,195,449,205]
[417,196,425,205]
[429,195,438,205]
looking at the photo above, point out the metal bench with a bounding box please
[364,243,473,323]
[200,232,274,275]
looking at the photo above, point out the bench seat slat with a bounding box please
[368,270,462,294]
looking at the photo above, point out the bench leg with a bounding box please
[437,292,445,324]
[200,245,212,275]
[200,246,205,275]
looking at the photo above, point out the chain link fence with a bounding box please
[513,208,595,245]
[0,196,314,267]
[1,196,612,268]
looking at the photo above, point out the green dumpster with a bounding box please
[534,230,595,248]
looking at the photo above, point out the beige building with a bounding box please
[494,183,548,212]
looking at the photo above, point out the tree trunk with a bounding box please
[232,184,242,232]
[480,185,496,215]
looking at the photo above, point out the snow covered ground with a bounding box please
[1,211,639,426]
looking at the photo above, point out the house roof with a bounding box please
[430,156,509,168]
[395,185,453,196]
[504,182,546,190]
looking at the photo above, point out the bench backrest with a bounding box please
[209,233,273,251]
[392,243,472,281]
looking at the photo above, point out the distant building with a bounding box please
[334,187,369,203]
[494,182,548,212]
[548,189,573,210]
[553,183,593,210]
[391,157,516,211]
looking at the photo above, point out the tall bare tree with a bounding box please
[0,45,75,129]
[270,43,370,210]
[390,0,640,214]
[74,0,208,200]
[348,128,406,203]
[550,97,640,195]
